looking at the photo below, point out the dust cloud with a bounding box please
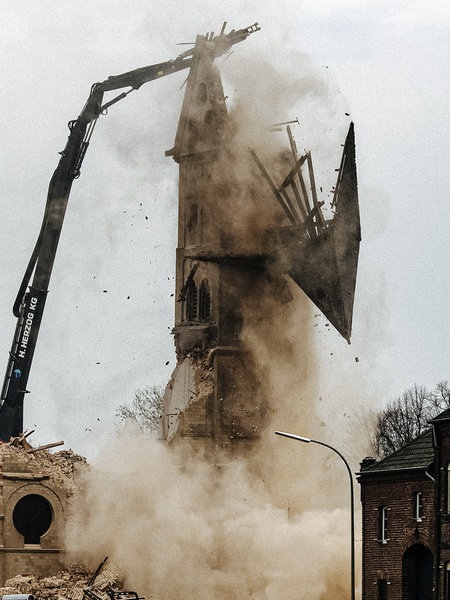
[66,36,363,600]
[66,432,351,600]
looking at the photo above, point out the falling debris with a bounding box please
[0,21,362,600]
[26,440,64,454]
[161,22,361,452]
[253,122,360,343]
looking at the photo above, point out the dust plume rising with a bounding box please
[66,432,351,600]
[192,48,356,511]
[65,252,360,600]
[65,40,362,600]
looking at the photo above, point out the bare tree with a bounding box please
[431,380,450,410]
[116,385,165,435]
[373,381,450,459]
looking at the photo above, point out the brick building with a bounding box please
[358,408,450,600]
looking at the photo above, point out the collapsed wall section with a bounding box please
[0,443,86,584]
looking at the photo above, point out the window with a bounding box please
[378,506,388,544]
[185,279,198,321]
[198,279,211,321]
[447,464,450,513]
[377,578,388,600]
[13,494,52,544]
[413,492,423,522]
[445,563,450,600]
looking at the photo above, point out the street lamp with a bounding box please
[275,430,355,600]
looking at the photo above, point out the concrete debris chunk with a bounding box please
[2,574,35,593]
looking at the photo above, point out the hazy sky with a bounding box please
[0,1,448,458]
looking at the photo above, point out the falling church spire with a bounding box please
[162,25,361,449]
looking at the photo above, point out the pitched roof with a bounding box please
[429,407,450,423]
[359,429,434,475]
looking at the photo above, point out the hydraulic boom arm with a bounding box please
[0,23,259,441]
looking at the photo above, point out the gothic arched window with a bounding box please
[199,279,211,321]
[185,279,198,321]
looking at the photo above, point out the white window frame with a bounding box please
[447,463,450,513]
[379,506,388,544]
[413,491,423,522]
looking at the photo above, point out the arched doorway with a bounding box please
[402,543,433,600]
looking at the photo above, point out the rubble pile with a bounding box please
[36,448,88,480]
[0,563,92,599]
[0,560,126,600]
[1,436,88,485]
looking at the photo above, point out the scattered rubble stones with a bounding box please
[39,449,88,479]
[0,561,125,600]
[0,442,87,481]
[0,443,88,491]
[0,563,92,599]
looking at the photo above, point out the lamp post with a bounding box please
[275,430,355,600]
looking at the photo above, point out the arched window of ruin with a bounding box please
[185,279,198,321]
[199,279,211,321]
[13,494,53,544]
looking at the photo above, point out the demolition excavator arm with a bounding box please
[0,23,260,441]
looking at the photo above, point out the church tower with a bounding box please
[162,35,271,451]
[161,28,360,454]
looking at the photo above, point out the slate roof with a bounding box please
[359,428,435,475]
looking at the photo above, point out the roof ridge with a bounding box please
[429,406,450,423]
[360,428,434,474]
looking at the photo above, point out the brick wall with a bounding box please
[433,422,450,597]
[360,473,435,600]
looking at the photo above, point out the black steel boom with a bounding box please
[0,23,259,441]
